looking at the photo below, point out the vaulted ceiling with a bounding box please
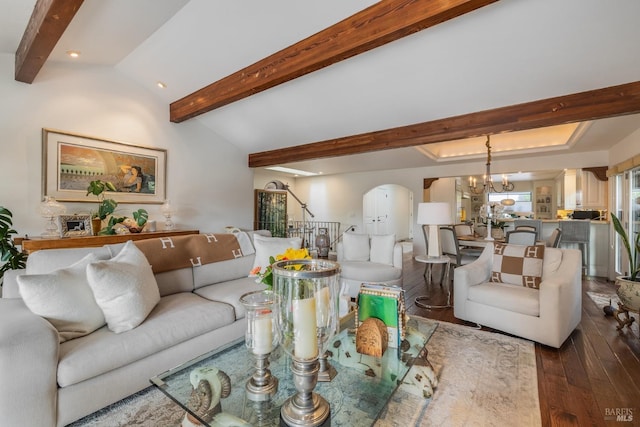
[3,0,640,176]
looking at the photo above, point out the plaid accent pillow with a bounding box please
[491,243,545,289]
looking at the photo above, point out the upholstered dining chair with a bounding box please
[514,219,542,240]
[437,226,482,283]
[505,229,537,245]
[545,228,562,248]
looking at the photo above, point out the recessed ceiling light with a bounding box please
[156,81,167,89]
[265,166,317,176]
[66,50,80,58]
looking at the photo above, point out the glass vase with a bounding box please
[272,259,340,427]
[239,290,279,401]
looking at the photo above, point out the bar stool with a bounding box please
[558,220,590,275]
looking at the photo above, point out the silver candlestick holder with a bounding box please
[272,259,340,427]
[240,290,279,401]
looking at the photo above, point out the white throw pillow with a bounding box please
[17,253,106,343]
[86,241,160,333]
[370,234,396,265]
[250,234,302,275]
[343,233,370,261]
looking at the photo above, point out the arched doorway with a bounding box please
[363,184,413,240]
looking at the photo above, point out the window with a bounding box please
[488,192,533,214]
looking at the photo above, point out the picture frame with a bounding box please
[42,128,167,204]
[58,214,93,237]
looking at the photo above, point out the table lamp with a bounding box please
[417,202,451,258]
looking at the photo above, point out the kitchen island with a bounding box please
[500,219,609,277]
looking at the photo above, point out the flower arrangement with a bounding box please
[250,247,311,289]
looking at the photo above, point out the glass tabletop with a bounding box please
[150,316,437,426]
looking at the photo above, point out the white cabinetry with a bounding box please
[563,169,578,210]
[534,181,554,219]
[580,169,607,209]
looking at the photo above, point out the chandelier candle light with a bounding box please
[468,136,514,240]
[272,258,340,427]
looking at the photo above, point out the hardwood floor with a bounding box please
[401,253,640,427]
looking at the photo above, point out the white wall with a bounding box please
[0,54,254,238]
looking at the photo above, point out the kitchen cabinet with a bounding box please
[580,169,607,209]
[534,181,554,219]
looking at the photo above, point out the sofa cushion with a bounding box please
[194,277,266,319]
[340,261,402,283]
[370,234,395,265]
[87,241,160,333]
[467,282,540,316]
[250,234,302,275]
[57,293,235,387]
[17,253,106,343]
[491,243,545,289]
[194,256,255,289]
[343,233,370,261]
[25,247,111,275]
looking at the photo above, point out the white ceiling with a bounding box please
[2,0,640,177]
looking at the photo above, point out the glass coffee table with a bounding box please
[150,316,437,426]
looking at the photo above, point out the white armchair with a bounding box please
[336,233,403,314]
[453,243,582,348]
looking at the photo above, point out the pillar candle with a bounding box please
[252,313,273,355]
[315,286,330,327]
[292,297,318,359]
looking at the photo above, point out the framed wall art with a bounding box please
[42,128,167,204]
[58,214,92,237]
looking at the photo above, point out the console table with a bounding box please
[18,229,199,253]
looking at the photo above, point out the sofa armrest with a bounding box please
[336,241,344,262]
[539,248,582,323]
[0,299,59,426]
[392,242,403,269]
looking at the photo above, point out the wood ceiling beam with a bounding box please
[170,0,497,123]
[248,80,640,167]
[15,0,84,83]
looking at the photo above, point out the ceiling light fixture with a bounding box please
[468,135,514,194]
[66,50,80,58]
[156,81,167,89]
[265,166,317,176]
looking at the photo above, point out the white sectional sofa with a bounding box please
[0,232,270,427]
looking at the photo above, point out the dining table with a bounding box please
[456,235,504,248]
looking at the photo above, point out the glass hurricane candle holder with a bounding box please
[272,259,340,427]
[239,290,279,401]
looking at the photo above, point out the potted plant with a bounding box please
[610,213,640,330]
[86,180,118,235]
[0,207,28,284]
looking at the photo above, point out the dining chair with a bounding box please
[546,228,562,248]
[438,226,482,283]
[453,223,473,237]
[505,229,537,245]
[514,219,542,240]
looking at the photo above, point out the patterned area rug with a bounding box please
[70,321,540,427]
[586,291,620,311]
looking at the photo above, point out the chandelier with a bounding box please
[468,135,514,194]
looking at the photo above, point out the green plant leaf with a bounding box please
[133,209,148,227]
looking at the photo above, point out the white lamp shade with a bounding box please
[417,202,451,225]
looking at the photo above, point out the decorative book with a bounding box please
[356,283,406,349]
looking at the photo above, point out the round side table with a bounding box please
[414,254,452,309]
